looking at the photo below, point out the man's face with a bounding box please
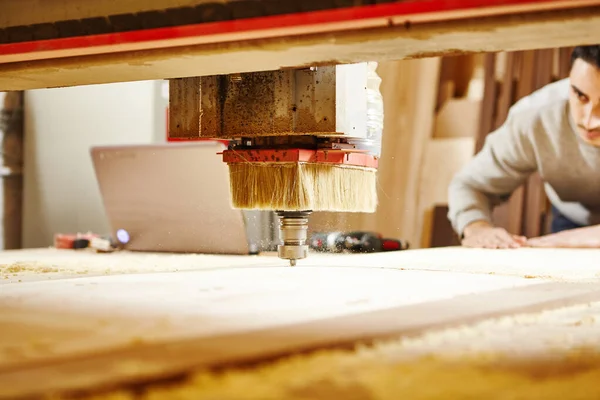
[569,58,600,146]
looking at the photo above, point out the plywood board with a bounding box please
[2,262,600,399]
[417,137,475,247]
[323,247,600,282]
[433,98,482,139]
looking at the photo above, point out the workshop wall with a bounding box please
[22,81,162,248]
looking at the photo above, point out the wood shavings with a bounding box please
[44,302,600,400]
[0,262,60,274]
[50,348,600,400]
[574,316,596,326]
[0,249,283,285]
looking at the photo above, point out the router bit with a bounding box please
[276,210,311,266]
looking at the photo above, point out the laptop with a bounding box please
[90,141,257,255]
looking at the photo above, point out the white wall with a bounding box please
[23,81,162,248]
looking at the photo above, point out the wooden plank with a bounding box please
[1,5,600,90]
[434,98,482,139]
[522,169,547,238]
[521,49,555,237]
[533,49,555,89]
[335,246,600,280]
[497,51,533,236]
[494,52,518,129]
[1,270,599,399]
[375,58,440,248]
[434,54,477,111]
[558,46,575,77]
[475,53,497,153]
[429,205,461,247]
[417,137,475,247]
[483,52,523,234]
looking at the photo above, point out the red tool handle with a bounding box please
[381,238,409,251]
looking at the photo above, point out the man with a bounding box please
[447,45,600,249]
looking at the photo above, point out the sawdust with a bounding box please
[44,302,600,400]
[0,261,89,282]
[0,249,279,282]
[47,348,600,400]
[0,262,60,274]
[574,316,596,326]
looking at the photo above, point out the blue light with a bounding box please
[116,229,130,244]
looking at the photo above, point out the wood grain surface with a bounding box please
[1,246,600,398]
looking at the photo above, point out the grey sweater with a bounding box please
[448,79,600,236]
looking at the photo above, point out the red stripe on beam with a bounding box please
[0,0,595,64]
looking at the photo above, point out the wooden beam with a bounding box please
[476,53,497,153]
[1,1,596,59]
[479,51,523,234]
[521,49,555,238]
[0,0,215,28]
[0,6,600,90]
[558,47,575,77]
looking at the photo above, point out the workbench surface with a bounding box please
[2,245,599,284]
[1,247,600,399]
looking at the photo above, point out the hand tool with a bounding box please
[309,231,409,254]
[54,232,117,252]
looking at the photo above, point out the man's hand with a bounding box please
[526,225,600,248]
[461,220,527,249]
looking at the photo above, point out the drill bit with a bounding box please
[276,210,311,266]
